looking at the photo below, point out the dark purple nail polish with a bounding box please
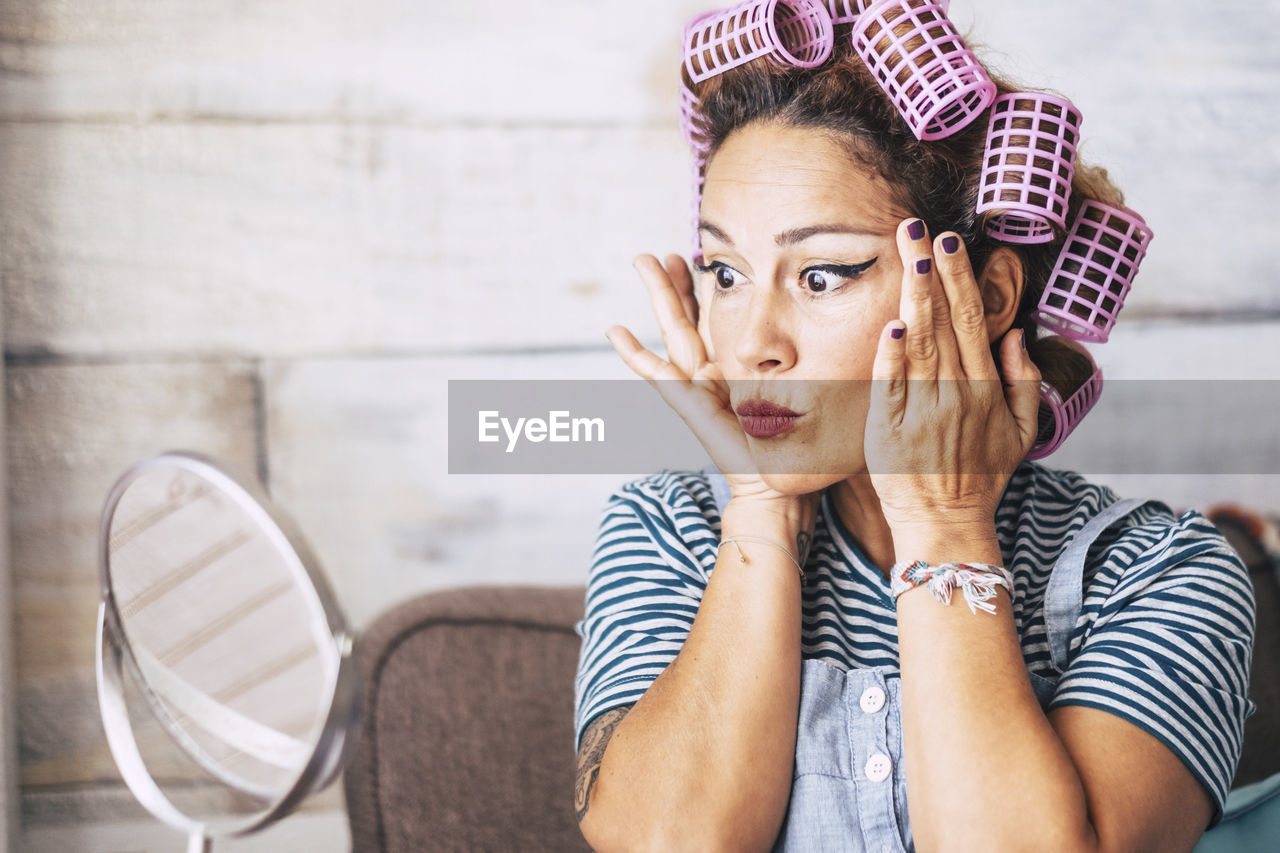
[1020,331,1028,350]
[907,219,926,241]
[915,258,932,275]
[942,236,960,255]
[890,326,905,340]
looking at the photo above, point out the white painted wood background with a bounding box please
[1,0,1278,850]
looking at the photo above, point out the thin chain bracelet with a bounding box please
[890,561,1014,615]
[719,536,806,584]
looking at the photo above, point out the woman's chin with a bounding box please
[743,438,864,495]
[758,471,847,496]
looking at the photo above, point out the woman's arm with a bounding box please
[577,494,812,853]
[872,223,1245,852]
[893,521,1217,853]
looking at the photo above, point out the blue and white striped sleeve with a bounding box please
[572,473,717,754]
[1050,509,1257,829]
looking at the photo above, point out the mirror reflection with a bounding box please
[105,464,334,810]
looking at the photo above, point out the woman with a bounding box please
[573,4,1256,850]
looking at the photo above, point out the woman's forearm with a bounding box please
[893,523,1096,853]
[583,497,811,852]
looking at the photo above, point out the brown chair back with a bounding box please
[344,585,593,853]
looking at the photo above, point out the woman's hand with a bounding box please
[865,220,1042,548]
[606,254,812,512]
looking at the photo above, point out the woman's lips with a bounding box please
[740,415,800,438]
[736,399,801,439]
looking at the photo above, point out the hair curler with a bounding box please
[683,0,835,84]
[827,0,872,25]
[1035,201,1154,343]
[691,153,708,264]
[1026,343,1103,460]
[978,93,1082,244]
[827,0,947,26]
[680,81,714,153]
[679,10,718,155]
[851,0,995,141]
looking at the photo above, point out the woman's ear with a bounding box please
[977,247,1025,343]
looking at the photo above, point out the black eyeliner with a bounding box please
[804,257,878,276]
[696,258,878,275]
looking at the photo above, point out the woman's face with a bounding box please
[697,120,911,495]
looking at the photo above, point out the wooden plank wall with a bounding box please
[2,0,1278,847]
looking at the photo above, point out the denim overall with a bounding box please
[707,473,1146,852]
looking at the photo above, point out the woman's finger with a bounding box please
[633,254,706,377]
[605,324,686,384]
[999,329,1043,452]
[870,320,909,428]
[606,325,755,477]
[896,219,942,381]
[664,254,699,328]
[907,221,961,378]
[935,233,999,381]
[605,323,708,429]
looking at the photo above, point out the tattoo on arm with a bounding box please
[574,703,634,824]
[796,531,812,568]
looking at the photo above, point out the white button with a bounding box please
[864,752,892,782]
[859,686,886,714]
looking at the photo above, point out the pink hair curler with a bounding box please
[978,93,1082,245]
[691,153,708,264]
[1026,345,1103,460]
[1035,201,1154,343]
[827,0,872,25]
[683,0,835,84]
[827,0,947,26]
[679,10,719,153]
[680,81,713,154]
[851,0,995,141]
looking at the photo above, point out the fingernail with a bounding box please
[890,325,905,341]
[915,258,932,275]
[907,219,926,241]
[942,236,960,255]
[1020,330,1028,350]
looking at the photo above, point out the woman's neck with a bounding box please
[828,474,896,582]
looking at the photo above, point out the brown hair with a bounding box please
[684,21,1116,399]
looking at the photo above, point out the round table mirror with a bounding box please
[95,451,360,852]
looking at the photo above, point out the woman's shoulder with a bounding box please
[1002,460,1172,543]
[590,469,722,585]
[1002,461,1250,595]
[599,468,721,529]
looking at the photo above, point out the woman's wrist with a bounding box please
[889,519,1002,567]
[722,495,817,563]
[723,494,814,532]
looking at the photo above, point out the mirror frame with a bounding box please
[95,450,361,845]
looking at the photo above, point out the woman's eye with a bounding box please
[804,269,835,293]
[799,259,878,295]
[694,261,744,295]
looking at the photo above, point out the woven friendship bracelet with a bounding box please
[719,536,807,584]
[890,561,1014,615]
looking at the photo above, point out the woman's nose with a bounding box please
[732,288,796,374]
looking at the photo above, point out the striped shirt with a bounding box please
[572,461,1257,825]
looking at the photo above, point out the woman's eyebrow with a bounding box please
[698,220,734,247]
[698,220,883,249]
[774,224,882,246]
